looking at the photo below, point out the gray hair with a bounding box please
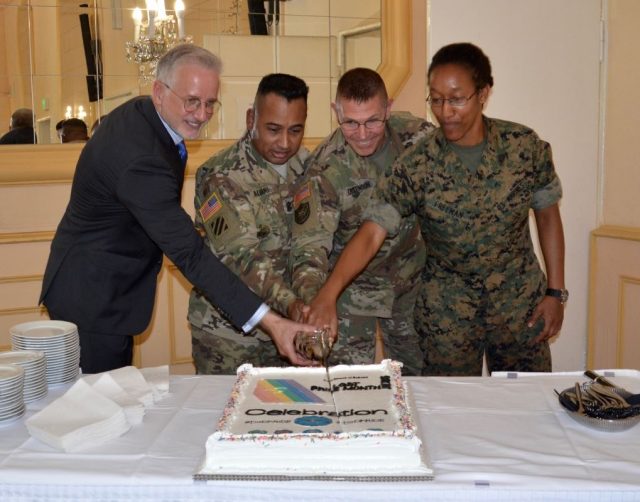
[155,44,222,85]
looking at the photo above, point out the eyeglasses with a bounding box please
[426,90,478,108]
[338,118,386,132]
[160,82,221,114]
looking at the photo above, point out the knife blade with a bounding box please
[319,329,341,429]
[294,329,341,427]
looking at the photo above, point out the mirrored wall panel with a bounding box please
[0,0,381,144]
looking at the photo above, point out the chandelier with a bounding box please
[126,0,193,81]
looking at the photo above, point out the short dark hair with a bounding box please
[61,118,89,143]
[336,67,388,103]
[256,73,309,103]
[428,43,494,89]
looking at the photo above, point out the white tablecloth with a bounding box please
[1,371,639,501]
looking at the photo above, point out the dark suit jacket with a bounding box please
[0,127,36,144]
[40,97,263,336]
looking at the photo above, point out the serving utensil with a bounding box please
[584,370,640,405]
[574,382,585,414]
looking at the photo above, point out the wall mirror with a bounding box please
[0,0,410,145]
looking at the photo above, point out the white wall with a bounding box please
[428,0,603,371]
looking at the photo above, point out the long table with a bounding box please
[1,371,639,501]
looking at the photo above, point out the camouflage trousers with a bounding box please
[330,311,424,376]
[191,324,286,375]
[416,270,551,376]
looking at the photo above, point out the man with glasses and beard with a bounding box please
[40,45,316,373]
[290,67,433,375]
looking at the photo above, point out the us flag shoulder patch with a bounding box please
[199,192,223,223]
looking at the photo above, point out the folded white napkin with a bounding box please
[89,373,146,426]
[140,365,170,402]
[83,366,154,407]
[26,379,130,452]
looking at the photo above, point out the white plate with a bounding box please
[24,389,47,401]
[0,377,24,387]
[23,367,47,376]
[0,350,46,364]
[0,385,24,395]
[12,340,79,351]
[12,331,78,341]
[0,364,24,381]
[24,384,47,394]
[0,404,25,421]
[0,397,24,409]
[10,320,78,339]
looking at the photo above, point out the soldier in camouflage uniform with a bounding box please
[290,68,434,375]
[314,43,567,376]
[189,73,310,374]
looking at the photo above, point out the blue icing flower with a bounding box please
[248,430,268,434]
[302,429,323,433]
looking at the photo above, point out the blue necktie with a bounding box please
[177,140,188,166]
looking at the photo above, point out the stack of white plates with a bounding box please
[0,364,25,425]
[0,350,47,402]
[10,321,80,386]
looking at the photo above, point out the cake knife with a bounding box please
[320,330,342,428]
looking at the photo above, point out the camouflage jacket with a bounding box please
[189,133,308,335]
[290,112,434,318]
[366,116,562,299]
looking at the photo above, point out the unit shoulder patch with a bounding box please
[293,182,312,225]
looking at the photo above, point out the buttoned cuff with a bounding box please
[242,303,270,333]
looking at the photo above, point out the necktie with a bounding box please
[177,140,188,166]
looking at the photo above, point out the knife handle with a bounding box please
[584,370,615,387]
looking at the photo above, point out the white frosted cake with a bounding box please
[197,360,432,479]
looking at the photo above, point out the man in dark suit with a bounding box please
[40,44,315,373]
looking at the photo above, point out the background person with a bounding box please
[309,43,567,376]
[40,44,315,373]
[55,120,65,142]
[290,68,434,375]
[0,108,36,144]
[60,118,89,143]
[189,73,310,374]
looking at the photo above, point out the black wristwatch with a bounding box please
[546,288,569,304]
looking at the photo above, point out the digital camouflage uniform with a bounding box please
[365,117,562,376]
[290,113,434,375]
[189,133,308,374]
